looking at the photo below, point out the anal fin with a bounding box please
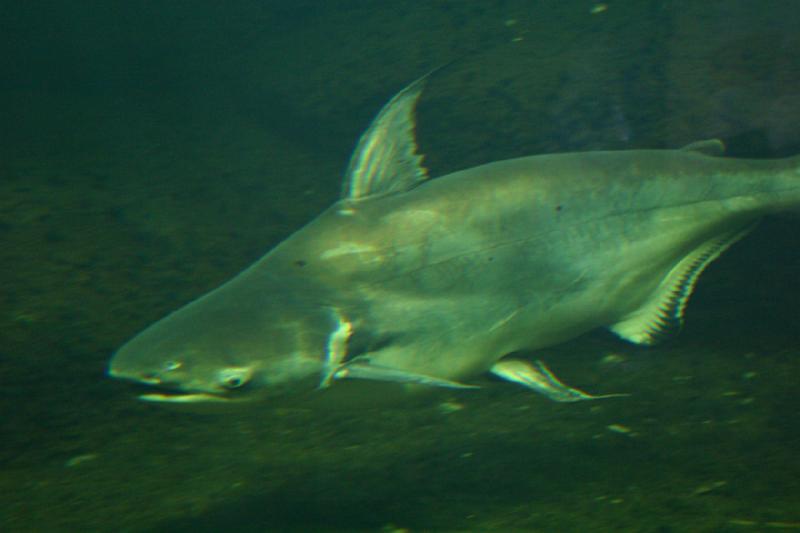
[680,139,726,156]
[610,225,755,345]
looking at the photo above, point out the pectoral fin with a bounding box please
[333,359,479,389]
[319,310,353,389]
[491,359,629,402]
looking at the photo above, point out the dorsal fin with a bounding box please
[341,75,430,200]
[609,225,755,345]
[681,139,726,157]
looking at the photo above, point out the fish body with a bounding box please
[109,77,800,404]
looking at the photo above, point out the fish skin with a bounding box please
[108,80,800,404]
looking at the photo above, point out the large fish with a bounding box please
[109,76,800,404]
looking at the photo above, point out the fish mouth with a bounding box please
[138,391,237,403]
[109,369,249,403]
[119,381,247,404]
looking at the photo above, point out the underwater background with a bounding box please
[1,1,799,531]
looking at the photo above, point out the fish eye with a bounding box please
[224,376,244,388]
[217,367,252,389]
[163,360,182,372]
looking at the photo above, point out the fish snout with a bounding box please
[107,360,177,388]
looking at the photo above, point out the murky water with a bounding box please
[2,2,798,531]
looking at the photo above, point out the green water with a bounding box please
[1,1,799,531]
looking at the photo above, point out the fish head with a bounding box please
[109,275,333,404]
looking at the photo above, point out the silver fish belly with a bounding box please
[109,76,800,404]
